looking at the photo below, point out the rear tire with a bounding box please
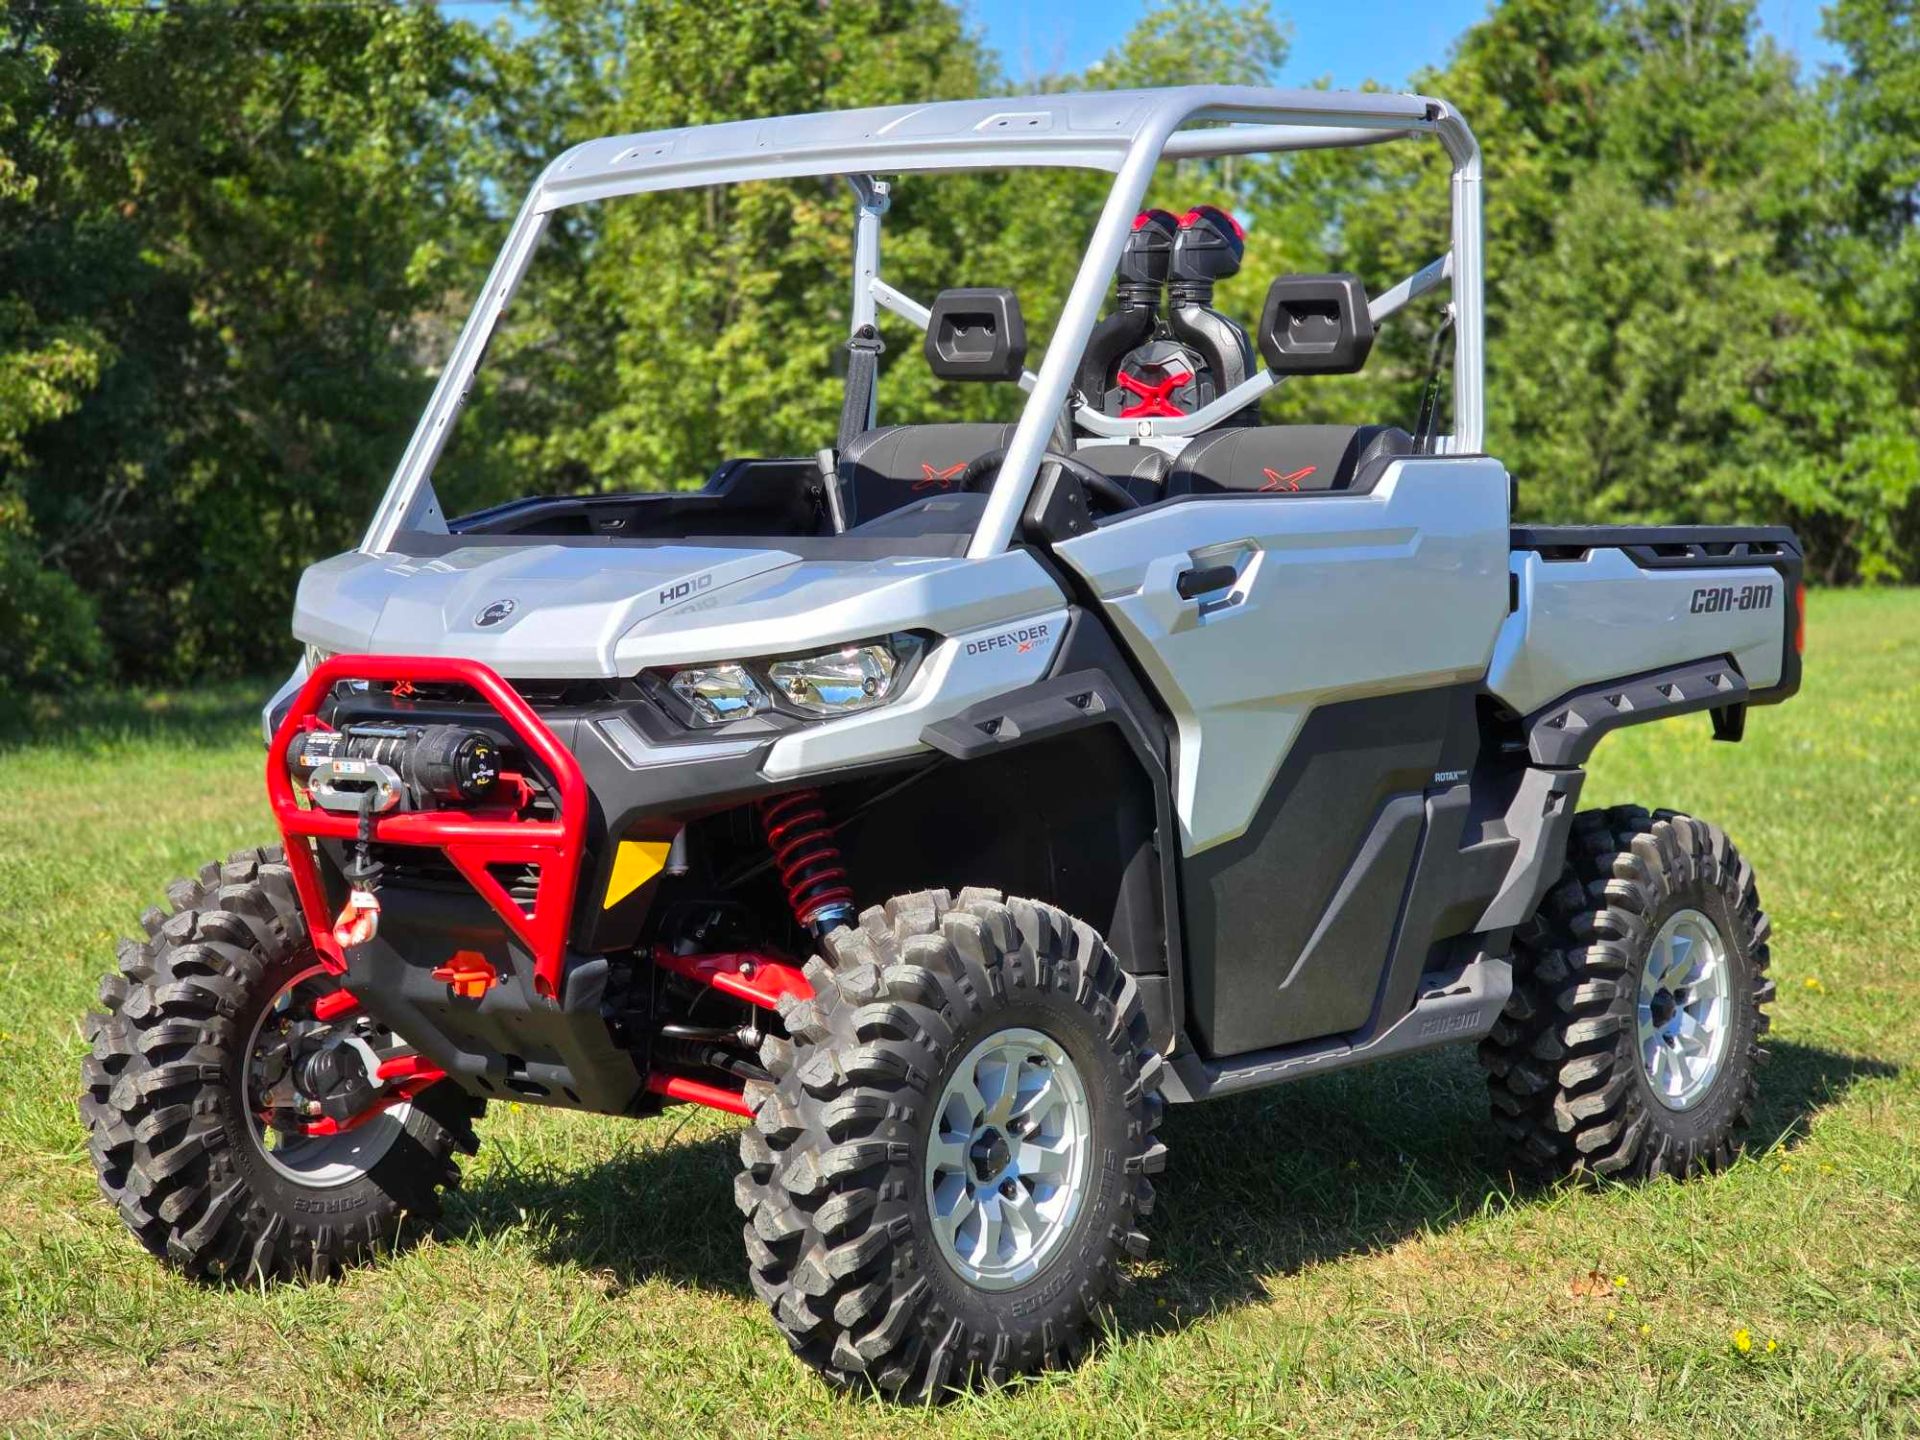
[1480,806,1773,1179]
[735,889,1166,1401]
[80,846,484,1281]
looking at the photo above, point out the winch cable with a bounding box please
[333,788,384,949]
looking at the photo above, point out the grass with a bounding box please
[2,591,1916,1438]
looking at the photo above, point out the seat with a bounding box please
[1166,424,1414,497]
[1072,442,1174,505]
[837,423,1017,526]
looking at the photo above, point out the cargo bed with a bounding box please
[1491,524,1803,761]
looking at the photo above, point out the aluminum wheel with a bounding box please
[241,965,408,1188]
[1635,908,1733,1111]
[924,1027,1092,1291]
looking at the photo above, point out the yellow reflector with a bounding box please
[604,839,671,910]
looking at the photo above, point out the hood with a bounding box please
[291,540,1063,679]
[293,543,802,678]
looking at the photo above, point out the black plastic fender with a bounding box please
[920,606,1185,1051]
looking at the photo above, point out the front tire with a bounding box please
[80,846,484,1281]
[1480,806,1773,1179]
[735,889,1166,1401]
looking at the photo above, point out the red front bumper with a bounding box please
[266,655,589,1001]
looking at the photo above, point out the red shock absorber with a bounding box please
[759,789,856,937]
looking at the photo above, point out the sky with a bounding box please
[965,0,1844,89]
[459,1,1847,90]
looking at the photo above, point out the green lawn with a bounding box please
[2,591,1916,1438]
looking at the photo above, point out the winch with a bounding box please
[283,721,504,949]
[285,722,500,814]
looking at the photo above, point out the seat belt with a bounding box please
[1412,308,1455,454]
[837,324,885,453]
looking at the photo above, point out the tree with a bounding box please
[0,1,506,684]
[1302,0,1919,579]
[1,0,1913,692]
[1820,0,1920,576]
[442,0,1010,513]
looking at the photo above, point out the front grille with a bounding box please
[374,847,541,906]
[369,678,624,709]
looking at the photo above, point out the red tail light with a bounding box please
[1794,582,1806,654]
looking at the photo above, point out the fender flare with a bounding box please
[1524,654,1749,767]
[920,607,1185,1053]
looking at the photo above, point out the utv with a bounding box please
[82,87,1803,1400]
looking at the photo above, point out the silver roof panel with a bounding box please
[535,86,1438,207]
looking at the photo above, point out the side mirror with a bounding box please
[1258,274,1374,375]
[924,287,1027,381]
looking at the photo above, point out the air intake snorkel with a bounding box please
[1167,204,1256,415]
[1117,207,1178,310]
[1075,209,1179,411]
[1168,204,1244,306]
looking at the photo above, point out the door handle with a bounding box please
[1176,563,1238,600]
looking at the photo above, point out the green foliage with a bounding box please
[0,0,507,686]
[441,0,1011,513]
[1296,0,1920,581]
[1088,0,1291,89]
[1443,0,1920,581]
[0,506,106,693]
[1,0,1915,687]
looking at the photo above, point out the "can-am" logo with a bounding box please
[1690,583,1773,614]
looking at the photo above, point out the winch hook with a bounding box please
[332,787,384,949]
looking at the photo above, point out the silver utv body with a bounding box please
[286,86,1801,1099]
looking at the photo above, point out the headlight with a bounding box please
[668,663,770,726]
[767,637,920,716]
[303,644,335,674]
[653,635,923,729]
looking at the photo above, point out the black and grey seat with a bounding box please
[1072,442,1174,504]
[841,424,1185,525]
[837,423,1017,527]
[1166,424,1414,497]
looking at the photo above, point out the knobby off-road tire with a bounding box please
[80,845,484,1281]
[1480,806,1774,1178]
[735,889,1166,1401]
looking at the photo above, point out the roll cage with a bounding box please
[361,85,1483,561]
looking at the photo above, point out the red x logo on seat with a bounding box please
[914,461,967,491]
[1260,465,1317,492]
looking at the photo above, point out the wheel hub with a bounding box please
[241,965,409,1188]
[1635,908,1733,1111]
[968,1127,1013,1185]
[924,1028,1092,1291]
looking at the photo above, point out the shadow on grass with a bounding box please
[438,1036,1897,1321]
[0,680,275,756]
[447,1119,754,1297]
[1746,1036,1899,1151]
[1111,1035,1899,1337]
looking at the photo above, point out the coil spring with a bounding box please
[759,788,855,935]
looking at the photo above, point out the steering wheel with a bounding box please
[958,446,1142,514]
